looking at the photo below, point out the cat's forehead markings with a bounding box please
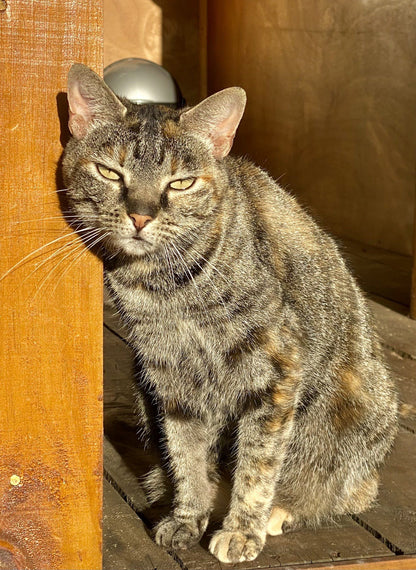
[102,144,121,162]
[170,156,179,175]
[163,120,181,139]
[118,145,127,167]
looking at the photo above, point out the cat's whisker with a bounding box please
[7,225,98,239]
[163,244,176,290]
[6,229,72,237]
[30,229,108,302]
[49,231,110,296]
[12,217,64,224]
[0,231,88,282]
[11,214,99,225]
[175,242,230,318]
[4,226,104,299]
[106,246,123,261]
[30,241,89,302]
[179,229,232,282]
[38,188,69,196]
[18,233,94,290]
[169,242,205,308]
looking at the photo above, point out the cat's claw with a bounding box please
[209,529,264,563]
[154,516,207,550]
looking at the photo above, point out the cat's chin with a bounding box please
[117,236,156,258]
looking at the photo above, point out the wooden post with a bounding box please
[0,1,103,569]
[199,0,208,100]
[411,197,416,318]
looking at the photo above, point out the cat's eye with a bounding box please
[168,178,196,191]
[96,164,122,181]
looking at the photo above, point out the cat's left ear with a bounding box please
[180,87,246,159]
[67,64,127,140]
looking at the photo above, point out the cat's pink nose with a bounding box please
[129,214,153,231]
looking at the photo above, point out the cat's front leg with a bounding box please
[154,411,218,550]
[209,403,294,563]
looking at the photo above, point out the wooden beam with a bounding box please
[410,196,416,318]
[0,1,103,568]
[199,0,208,100]
[294,554,416,570]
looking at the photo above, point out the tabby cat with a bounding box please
[62,64,398,564]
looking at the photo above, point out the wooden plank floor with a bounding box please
[103,241,416,570]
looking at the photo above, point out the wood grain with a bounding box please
[357,429,416,555]
[207,0,416,257]
[104,0,202,104]
[341,239,412,308]
[296,554,416,569]
[103,480,181,570]
[368,299,416,360]
[411,209,416,318]
[104,0,162,67]
[0,1,103,569]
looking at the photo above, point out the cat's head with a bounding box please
[62,64,246,261]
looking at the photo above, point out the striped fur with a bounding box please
[63,65,398,564]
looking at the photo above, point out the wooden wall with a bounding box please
[0,1,103,568]
[207,0,416,257]
[104,0,203,104]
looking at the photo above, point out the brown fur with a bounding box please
[62,64,398,564]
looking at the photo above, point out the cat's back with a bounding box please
[224,156,382,362]
[225,155,350,287]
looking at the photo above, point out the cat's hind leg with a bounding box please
[267,506,293,536]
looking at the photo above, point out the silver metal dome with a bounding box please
[103,57,182,105]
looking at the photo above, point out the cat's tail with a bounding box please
[141,465,173,506]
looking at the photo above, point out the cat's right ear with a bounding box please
[67,64,127,140]
[180,87,246,159]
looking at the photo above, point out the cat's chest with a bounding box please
[108,275,281,413]
[112,280,220,352]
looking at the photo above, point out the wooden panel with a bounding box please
[104,438,148,512]
[0,1,103,569]
[199,0,208,99]
[368,299,416,360]
[104,0,162,66]
[385,350,416,433]
[104,0,202,104]
[341,239,412,308]
[103,480,181,570]
[358,429,416,555]
[411,214,416,318]
[207,0,416,257]
[300,555,416,570]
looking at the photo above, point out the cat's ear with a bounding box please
[67,64,127,140]
[180,88,246,159]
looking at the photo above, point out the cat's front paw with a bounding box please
[209,529,265,563]
[154,515,207,550]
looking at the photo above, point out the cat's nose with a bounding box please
[129,213,153,232]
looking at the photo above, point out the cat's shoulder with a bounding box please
[225,155,307,222]
[225,155,334,257]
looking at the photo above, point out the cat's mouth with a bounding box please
[115,233,156,257]
[132,235,148,242]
